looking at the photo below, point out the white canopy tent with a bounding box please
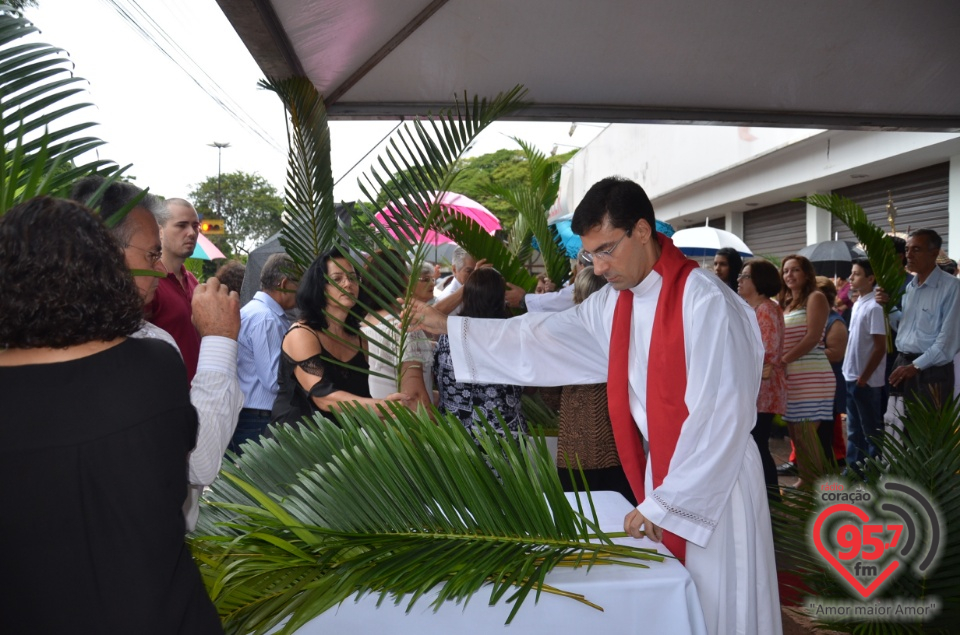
[216,0,960,130]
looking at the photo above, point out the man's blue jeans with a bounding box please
[229,408,272,456]
[845,381,883,470]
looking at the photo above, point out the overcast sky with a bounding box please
[24,0,605,205]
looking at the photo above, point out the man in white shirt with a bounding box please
[71,176,243,532]
[434,247,478,302]
[842,259,887,472]
[233,253,298,453]
[410,177,780,635]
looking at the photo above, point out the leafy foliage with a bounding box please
[483,137,570,287]
[801,194,906,351]
[260,76,336,268]
[773,396,960,633]
[0,7,127,212]
[192,405,664,634]
[190,170,283,254]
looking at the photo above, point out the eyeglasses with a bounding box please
[327,272,360,286]
[417,276,436,284]
[737,274,752,280]
[126,243,163,267]
[579,229,631,264]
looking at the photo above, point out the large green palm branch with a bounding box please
[481,137,569,287]
[192,406,664,634]
[0,8,126,212]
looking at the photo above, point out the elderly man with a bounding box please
[147,197,202,382]
[883,228,960,406]
[232,253,298,454]
[411,177,780,635]
[434,247,478,302]
[71,177,243,531]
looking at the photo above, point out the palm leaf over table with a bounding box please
[192,405,664,634]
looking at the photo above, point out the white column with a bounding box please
[726,211,744,238]
[949,155,960,259]
[806,192,832,244]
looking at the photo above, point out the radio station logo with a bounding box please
[807,477,942,620]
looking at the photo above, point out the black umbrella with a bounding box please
[796,240,866,279]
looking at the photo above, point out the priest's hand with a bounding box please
[624,508,663,542]
[405,299,449,335]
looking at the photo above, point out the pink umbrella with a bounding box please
[189,233,226,260]
[373,191,501,245]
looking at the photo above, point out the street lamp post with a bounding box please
[207,141,231,216]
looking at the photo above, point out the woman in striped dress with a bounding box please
[779,255,835,488]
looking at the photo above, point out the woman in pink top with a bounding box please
[738,258,786,503]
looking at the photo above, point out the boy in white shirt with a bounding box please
[842,258,887,474]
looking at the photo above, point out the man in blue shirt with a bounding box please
[231,253,299,454]
[883,229,960,407]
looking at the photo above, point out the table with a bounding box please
[293,491,707,634]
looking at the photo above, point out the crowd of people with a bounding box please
[4,171,959,635]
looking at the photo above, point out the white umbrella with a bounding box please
[671,227,753,258]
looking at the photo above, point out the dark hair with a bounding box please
[570,177,655,236]
[908,228,942,251]
[744,258,781,297]
[459,268,509,319]
[296,247,362,331]
[778,254,819,310]
[890,235,907,267]
[0,196,144,348]
[815,276,838,307]
[361,249,408,314]
[851,257,874,279]
[70,175,163,247]
[715,247,743,291]
[215,260,246,294]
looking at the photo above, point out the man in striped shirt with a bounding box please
[233,253,299,453]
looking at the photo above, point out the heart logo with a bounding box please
[812,503,902,599]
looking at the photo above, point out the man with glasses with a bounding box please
[71,177,243,532]
[410,177,780,635]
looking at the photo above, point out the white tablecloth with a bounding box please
[293,491,707,635]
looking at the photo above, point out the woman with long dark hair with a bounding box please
[434,268,526,435]
[271,247,408,425]
[713,246,743,292]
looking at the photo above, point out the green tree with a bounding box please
[189,170,283,254]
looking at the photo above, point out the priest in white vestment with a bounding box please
[410,177,782,635]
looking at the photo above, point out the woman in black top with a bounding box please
[271,247,409,425]
[0,197,222,634]
[434,268,526,435]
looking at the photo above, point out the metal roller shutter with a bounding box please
[743,200,807,261]
[832,163,949,251]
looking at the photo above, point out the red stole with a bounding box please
[607,233,697,563]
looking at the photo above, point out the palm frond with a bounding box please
[0,8,125,211]
[193,405,663,634]
[260,76,336,267]
[801,194,906,351]
[482,137,569,286]
[445,214,538,291]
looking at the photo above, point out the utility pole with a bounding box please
[207,141,231,216]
